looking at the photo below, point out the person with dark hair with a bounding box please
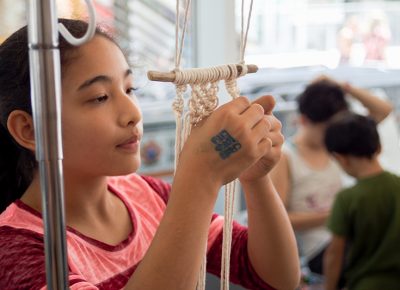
[0,19,300,289]
[270,75,393,275]
[323,113,400,290]
[297,80,349,124]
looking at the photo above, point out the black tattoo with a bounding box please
[211,130,242,160]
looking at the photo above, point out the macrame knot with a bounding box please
[160,0,255,289]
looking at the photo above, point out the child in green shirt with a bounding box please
[323,113,400,290]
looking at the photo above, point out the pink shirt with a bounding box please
[0,174,273,289]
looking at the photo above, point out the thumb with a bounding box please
[251,95,276,114]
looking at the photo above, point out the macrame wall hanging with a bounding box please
[148,1,256,289]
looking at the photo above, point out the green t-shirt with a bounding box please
[328,171,400,290]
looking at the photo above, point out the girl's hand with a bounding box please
[175,96,272,192]
[239,95,284,183]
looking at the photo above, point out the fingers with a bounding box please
[225,96,282,153]
[256,115,285,168]
[219,96,251,114]
[216,96,266,129]
[241,103,265,128]
[179,95,284,186]
[252,115,284,147]
[251,95,276,114]
[233,95,276,129]
[195,96,251,127]
[251,117,271,144]
[266,115,284,145]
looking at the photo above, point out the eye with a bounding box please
[126,87,138,96]
[91,95,108,103]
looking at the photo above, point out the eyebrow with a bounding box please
[77,69,133,91]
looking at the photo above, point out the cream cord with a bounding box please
[172,1,254,289]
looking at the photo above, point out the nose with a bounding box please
[117,91,142,127]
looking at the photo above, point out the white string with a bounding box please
[171,1,255,290]
[196,250,207,290]
[175,0,192,69]
[175,65,234,85]
[239,0,254,63]
[220,180,237,290]
[219,84,239,290]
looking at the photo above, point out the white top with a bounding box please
[284,142,343,260]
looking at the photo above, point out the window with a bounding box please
[237,0,400,68]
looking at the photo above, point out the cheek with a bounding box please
[61,117,105,156]
[61,123,112,174]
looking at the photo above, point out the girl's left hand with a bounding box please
[239,95,284,182]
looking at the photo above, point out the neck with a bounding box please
[295,131,325,151]
[353,158,383,179]
[22,171,111,221]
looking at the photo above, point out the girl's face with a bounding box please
[61,35,143,178]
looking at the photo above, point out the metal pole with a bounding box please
[27,0,69,288]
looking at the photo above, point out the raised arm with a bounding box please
[342,82,393,123]
[239,95,301,290]
[269,152,291,206]
[241,176,301,290]
[125,96,274,290]
[312,75,393,123]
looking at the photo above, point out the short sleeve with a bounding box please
[0,226,99,290]
[206,217,275,290]
[327,191,350,237]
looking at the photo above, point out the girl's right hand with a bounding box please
[175,96,272,193]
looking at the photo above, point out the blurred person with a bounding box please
[337,15,360,64]
[324,113,400,290]
[270,75,393,275]
[363,15,391,63]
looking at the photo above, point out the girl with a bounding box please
[0,19,299,290]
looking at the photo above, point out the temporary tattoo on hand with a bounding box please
[211,130,242,160]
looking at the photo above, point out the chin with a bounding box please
[115,159,142,176]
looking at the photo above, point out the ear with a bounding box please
[7,110,35,152]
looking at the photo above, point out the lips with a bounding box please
[117,135,140,151]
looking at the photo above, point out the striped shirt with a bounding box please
[0,173,273,290]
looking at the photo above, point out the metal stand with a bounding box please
[27,1,96,288]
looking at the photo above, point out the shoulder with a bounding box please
[0,201,44,234]
[329,186,357,222]
[281,140,301,170]
[381,171,400,183]
[0,225,44,251]
[334,186,355,204]
[0,226,47,289]
[140,175,171,204]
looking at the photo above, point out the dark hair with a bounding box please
[0,19,114,213]
[324,113,380,159]
[297,80,349,123]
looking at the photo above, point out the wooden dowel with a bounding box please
[147,64,258,82]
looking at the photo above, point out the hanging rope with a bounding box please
[148,1,255,289]
[239,0,254,64]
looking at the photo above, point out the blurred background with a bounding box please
[2,1,400,288]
